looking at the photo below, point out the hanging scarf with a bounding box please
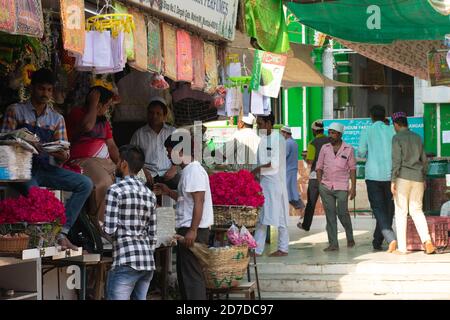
[60,0,85,56]
[244,0,290,54]
[162,23,177,81]
[204,42,219,94]
[176,29,193,82]
[191,36,206,90]
[147,18,162,73]
[129,9,148,72]
[15,0,44,38]
[0,0,16,34]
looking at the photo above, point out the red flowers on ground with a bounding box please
[0,187,66,225]
[209,170,265,207]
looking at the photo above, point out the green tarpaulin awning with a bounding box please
[285,0,450,44]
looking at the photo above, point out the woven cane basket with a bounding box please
[0,235,30,253]
[213,206,259,228]
[204,245,250,289]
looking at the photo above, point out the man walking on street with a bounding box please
[358,105,397,252]
[281,126,304,210]
[299,120,330,231]
[317,123,356,252]
[390,112,435,255]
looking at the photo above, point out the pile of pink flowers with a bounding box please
[209,170,265,207]
[0,187,66,225]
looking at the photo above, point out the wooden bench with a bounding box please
[207,281,256,300]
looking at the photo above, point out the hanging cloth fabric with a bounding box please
[244,0,290,54]
[0,0,16,34]
[147,18,162,73]
[128,8,148,72]
[162,23,178,81]
[60,0,86,56]
[176,29,193,82]
[191,36,206,90]
[15,0,44,38]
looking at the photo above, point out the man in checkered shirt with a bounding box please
[104,145,157,300]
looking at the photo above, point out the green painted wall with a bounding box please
[287,87,304,152]
[424,103,438,156]
[440,103,450,157]
[423,103,450,157]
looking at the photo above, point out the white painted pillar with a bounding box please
[283,88,289,125]
[323,46,334,119]
[414,77,427,117]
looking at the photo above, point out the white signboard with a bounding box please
[126,0,239,40]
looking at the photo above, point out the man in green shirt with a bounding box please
[391,112,435,254]
[298,120,330,231]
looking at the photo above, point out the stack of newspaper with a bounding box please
[0,145,33,180]
[41,140,70,153]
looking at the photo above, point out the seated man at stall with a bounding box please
[66,86,119,225]
[0,68,93,250]
[130,97,179,189]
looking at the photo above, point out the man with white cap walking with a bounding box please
[281,126,305,210]
[316,122,356,251]
[299,120,330,231]
[229,113,261,171]
[130,97,179,189]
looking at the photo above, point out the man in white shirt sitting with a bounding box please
[130,97,179,189]
[155,133,213,300]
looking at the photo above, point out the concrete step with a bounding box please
[255,273,450,294]
[260,291,450,300]
[253,261,450,275]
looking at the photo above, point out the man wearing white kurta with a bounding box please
[252,114,290,257]
[229,113,261,171]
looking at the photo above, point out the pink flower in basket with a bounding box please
[209,170,264,207]
[0,187,66,225]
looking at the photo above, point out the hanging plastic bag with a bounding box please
[150,73,169,90]
[211,85,227,109]
[240,226,257,249]
[227,223,242,246]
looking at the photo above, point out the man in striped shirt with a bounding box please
[1,68,93,251]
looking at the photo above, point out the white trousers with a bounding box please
[254,223,289,255]
[394,178,431,252]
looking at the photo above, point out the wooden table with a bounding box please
[42,255,112,300]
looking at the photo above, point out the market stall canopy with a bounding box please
[336,38,447,80]
[285,0,450,44]
[228,31,358,87]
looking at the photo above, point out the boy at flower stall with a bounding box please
[0,68,93,251]
[154,132,214,300]
[104,145,157,300]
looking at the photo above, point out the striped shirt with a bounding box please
[1,101,67,142]
[130,123,175,177]
[104,176,157,271]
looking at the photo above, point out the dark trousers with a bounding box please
[302,179,320,231]
[365,180,396,248]
[176,227,209,300]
